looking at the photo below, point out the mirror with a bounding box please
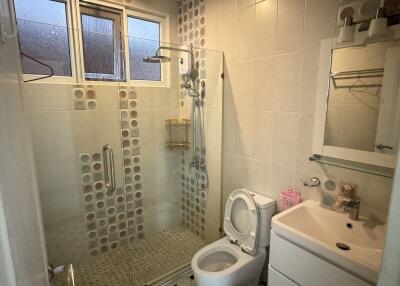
[325,41,400,156]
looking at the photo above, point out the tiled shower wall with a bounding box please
[23,81,182,265]
[178,0,223,243]
[200,0,393,222]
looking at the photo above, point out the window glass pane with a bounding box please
[80,5,125,81]
[14,0,72,76]
[81,14,114,75]
[128,17,161,81]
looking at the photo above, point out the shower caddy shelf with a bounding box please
[165,119,190,150]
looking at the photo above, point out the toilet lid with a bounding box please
[224,189,259,254]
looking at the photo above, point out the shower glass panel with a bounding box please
[19,20,223,286]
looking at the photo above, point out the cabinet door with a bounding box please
[268,265,298,286]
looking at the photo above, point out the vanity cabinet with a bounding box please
[268,231,373,286]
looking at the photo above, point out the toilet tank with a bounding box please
[248,191,276,248]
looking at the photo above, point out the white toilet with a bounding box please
[191,189,275,286]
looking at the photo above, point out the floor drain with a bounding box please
[336,243,351,251]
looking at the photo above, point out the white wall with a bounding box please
[202,0,393,221]
[378,144,400,285]
[0,0,48,284]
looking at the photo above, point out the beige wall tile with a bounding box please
[251,111,273,162]
[255,0,277,58]
[271,112,299,168]
[273,52,302,112]
[232,5,256,63]
[276,0,305,54]
[303,0,338,49]
[255,56,275,111]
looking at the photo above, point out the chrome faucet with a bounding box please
[343,198,361,220]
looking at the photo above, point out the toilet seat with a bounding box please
[224,189,260,254]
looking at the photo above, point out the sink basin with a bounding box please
[272,200,386,284]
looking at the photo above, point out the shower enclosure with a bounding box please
[15,5,224,285]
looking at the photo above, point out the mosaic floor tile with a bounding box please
[54,226,205,286]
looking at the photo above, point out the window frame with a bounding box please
[17,0,170,87]
[78,1,125,82]
[125,10,169,87]
[19,0,77,84]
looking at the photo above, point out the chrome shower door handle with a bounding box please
[102,144,116,192]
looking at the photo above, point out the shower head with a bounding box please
[143,55,171,63]
[143,46,194,66]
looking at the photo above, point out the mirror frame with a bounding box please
[313,38,398,169]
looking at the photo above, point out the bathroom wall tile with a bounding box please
[35,156,78,192]
[303,0,338,49]
[249,159,270,195]
[236,0,256,10]
[28,112,75,158]
[223,110,254,157]
[268,164,295,204]
[152,88,170,109]
[153,109,173,145]
[205,66,223,110]
[217,16,235,64]
[72,111,121,153]
[294,114,325,175]
[205,0,219,22]
[271,112,299,168]
[322,165,362,187]
[273,52,302,112]
[205,19,219,50]
[276,0,305,54]
[293,170,323,202]
[251,111,273,162]
[254,56,275,111]
[23,83,72,112]
[93,85,119,110]
[358,173,393,222]
[40,189,81,228]
[226,61,256,110]
[135,87,154,109]
[219,0,236,19]
[255,0,277,58]
[230,154,251,190]
[232,5,256,63]
[299,48,320,114]
[205,109,222,150]
[222,152,234,209]
[207,150,223,190]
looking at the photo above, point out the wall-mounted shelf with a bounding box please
[166,142,190,150]
[309,154,395,178]
[165,119,191,126]
[166,119,190,150]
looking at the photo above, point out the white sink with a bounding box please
[272,200,386,284]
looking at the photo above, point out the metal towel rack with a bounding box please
[330,68,384,89]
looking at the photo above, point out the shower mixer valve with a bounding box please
[189,156,206,171]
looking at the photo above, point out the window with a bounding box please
[128,17,161,81]
[80,3,125,81]
[14,1,166,83]
[14,0,72,77]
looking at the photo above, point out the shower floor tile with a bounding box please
[53,226,206,286]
